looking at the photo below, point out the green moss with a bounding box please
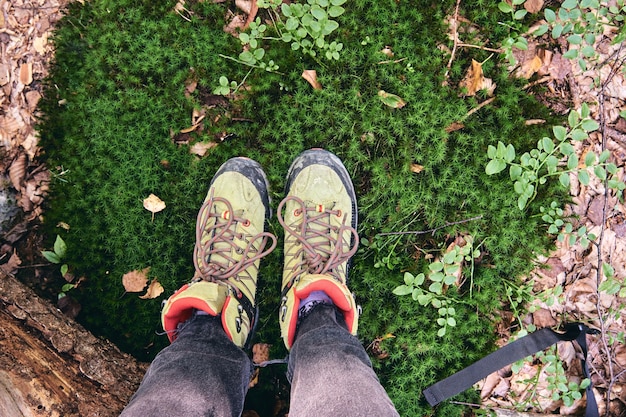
[38,0,563,413]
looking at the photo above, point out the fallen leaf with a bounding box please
[235,0,252,15]
[381,46,394,58]
[459,59,496,96]
[33,34,48,54]
[445,121,465,133]
[524,0,544,14]
[19,63,33,85]
[143,194,166,221]
[532,308,557,328]
[249,368,260,388]
[302,70,322,90]
[223,12,246,36]
[139,278,165,299]
[122,267,150,292]
[0,64,10,86]
[190,141,218,157]
[252,343,270,364]
[518,55,543,79]
[9,153,28,191]
[480,371,501,399]
[378,90,407,109]
[410,163,424,174]
[0,251,22,275]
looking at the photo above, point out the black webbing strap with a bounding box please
[423,323,598,417]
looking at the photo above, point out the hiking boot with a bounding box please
[162,158,277,348]
[277,149,360,349]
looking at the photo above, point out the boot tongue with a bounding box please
[303,201,334,273]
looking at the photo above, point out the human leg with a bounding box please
[278,149,399,416]
[287,304,399,416]
[120,313,253,417]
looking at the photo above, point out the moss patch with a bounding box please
[38,0,562,414]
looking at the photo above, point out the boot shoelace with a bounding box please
[193,194,277,299]
[277,195,359,285]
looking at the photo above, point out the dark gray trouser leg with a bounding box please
[287,305,400,417]
[120,314,252,417]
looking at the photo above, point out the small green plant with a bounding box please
[393,237,481,336]
[598,262,626,298]
[530,347,591,408]
[486,104,625,210]
[497,0,529,65]
[531,0,626,71]
[539,201,596,248]
[259,0,346,60]
[218,0,346,91]
[42,235,69,277]
[213,76,239,96]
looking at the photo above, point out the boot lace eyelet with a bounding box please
[294,208,302,216]
[242,219,250,227]
[335,209,342,217]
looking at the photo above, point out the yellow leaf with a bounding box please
[122,268,150,292]
[143,194,166,221]
[302,70,323,90]
[459,59,496,96]
[139,278,165,299]
[380,46,394,58]
[410,164,425,174]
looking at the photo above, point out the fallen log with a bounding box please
[0,270,147,417]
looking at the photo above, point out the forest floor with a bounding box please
[1,0,625,415]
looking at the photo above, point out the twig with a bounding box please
[443,0,462,83]
[592,41,624,417]
[457,43,502,53]
[522,76,552,90]
[377,215,483,237]
[377,58,408,65]
[464,97,496,120]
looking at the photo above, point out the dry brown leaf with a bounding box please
[445,121,465,133]
[224,13,247,36]
[33,34,48,55]
[532,308,557,328]
[0,251,22,275]
[122,267,150,293]
[9,153,27,191]
[252,343,270,364]
[302,70,322,90]
[459,59,496,96]
[410,163,424,174]
[190,141,218,157]
[19,63,33,85]
[480,372,501,399]
[235,0,252,14]
[0,64,10,86]
[525,55,543,78]
[524,0,544,14]
[143,194,166,221]
[139,278,164,299]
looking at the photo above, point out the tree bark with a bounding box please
[0,270,148,416]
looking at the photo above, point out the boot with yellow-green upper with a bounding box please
[278,149,360,350]
[161,157,276,349]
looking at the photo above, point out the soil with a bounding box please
[1,0,625,416]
